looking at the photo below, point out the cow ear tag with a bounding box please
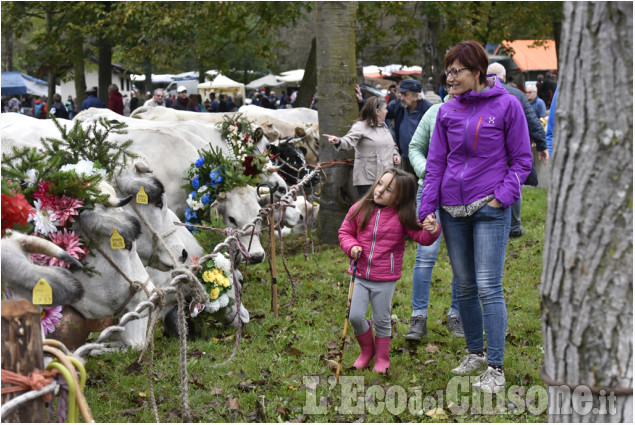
[33,278,53,305]
[136,186,148,204]
[110,228,125,249]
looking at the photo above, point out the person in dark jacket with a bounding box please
[487,62,549,238]
[172,86,190,110]
[107,84,124,115]
[218,94,230,112]
[130,91,140,113]
[50,93,69,119]
[80,87,106,111]
[386,78,432,175]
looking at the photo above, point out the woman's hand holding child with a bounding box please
[421,213,440,235]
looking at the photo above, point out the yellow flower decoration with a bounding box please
[221,276,230,287]
[210,287,220,300]
[202,270,214,283]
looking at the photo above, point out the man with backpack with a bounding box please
[32,98,47,119]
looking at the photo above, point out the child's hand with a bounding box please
[351,246,362,260]
[422,220,440,235]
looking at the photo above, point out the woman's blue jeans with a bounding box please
[412,185,459,318]
[439,205,511,366]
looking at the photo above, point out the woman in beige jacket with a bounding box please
[323,96,401,199]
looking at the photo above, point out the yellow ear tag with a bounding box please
[33,278,53,305]
[136,186,149,204]
[110,228,125,249]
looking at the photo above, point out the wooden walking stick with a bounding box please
[257,183,278,317]
[335,257,359,383]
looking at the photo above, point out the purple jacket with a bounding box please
[339,203,440,282]
[418,75,533,221]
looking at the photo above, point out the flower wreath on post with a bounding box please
[1,117,135,334]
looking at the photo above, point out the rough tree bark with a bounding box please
[315,1,359,245]
[541,2,632,422]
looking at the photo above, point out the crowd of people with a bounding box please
[330,40,558,394]
[1,83,257,119]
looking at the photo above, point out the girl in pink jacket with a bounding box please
[339,168,441,373]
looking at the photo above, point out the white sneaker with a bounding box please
[473,366,506,393]
[451,353,487,375]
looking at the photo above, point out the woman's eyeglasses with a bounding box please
[444,67,470,78]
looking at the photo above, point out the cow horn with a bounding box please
[253,127,264,142]
[134,161,153,174]
[98,181,134,207]
[217,191,227,200]
[6,229,83,268]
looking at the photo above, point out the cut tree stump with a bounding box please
[1,299,47,423]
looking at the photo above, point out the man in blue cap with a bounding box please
[386,78,433,175]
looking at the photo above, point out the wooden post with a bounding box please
[1,299,47,423]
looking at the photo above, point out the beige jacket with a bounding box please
[335,120,399,186]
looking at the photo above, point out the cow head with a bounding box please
[211,185,265,265]
[267,140,321,187]
[116,160,188,270]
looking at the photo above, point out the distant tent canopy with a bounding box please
[245,74,284,90]
[496,40,558,72]
[1,72,50,96]
[198,74,246,102]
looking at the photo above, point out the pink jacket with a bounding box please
[339,203,440,282]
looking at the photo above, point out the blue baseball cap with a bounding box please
[396,79,422,93]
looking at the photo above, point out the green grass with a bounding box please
[82,187,548,422]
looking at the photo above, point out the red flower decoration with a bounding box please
[243,156,258,177]
[1,192,35,236]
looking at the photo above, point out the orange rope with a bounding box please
[1,369,58,402]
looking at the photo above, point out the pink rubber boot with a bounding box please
[373,336,391,373]
[353,321,375,369]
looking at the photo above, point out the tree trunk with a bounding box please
[541,2,632,422]
[2,31,14,71]
[98,37,112,104]
[143,57,153,97]
[72,35,87,106]
[1,299,46,423]
[315,1,359,244]
[295,37,317,109]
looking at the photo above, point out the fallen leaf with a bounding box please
[325,341,339,349]
[125,361,143,375]
[189,374,205,389]
[423,359,436,365]
[226,397,240,410]
[324,359,339,370]
[189,349,204,358]
[238,381,257,392]
[121,407,142,416]
[425,344,439,353]
[277,404,288,415]
[425,407,448,419]
[211,387,223,395]
[290,414,307,423]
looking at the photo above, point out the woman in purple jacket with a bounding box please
[418,41,532,393]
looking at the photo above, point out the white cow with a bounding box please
[70,196,156,349]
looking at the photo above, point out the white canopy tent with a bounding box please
[277,69,304,85]
[245,74,284,90]
[197,74,246,103]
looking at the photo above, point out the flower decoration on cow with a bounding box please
[189,253,235,318]
[182,113,269,229]
[1,118,135,333]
